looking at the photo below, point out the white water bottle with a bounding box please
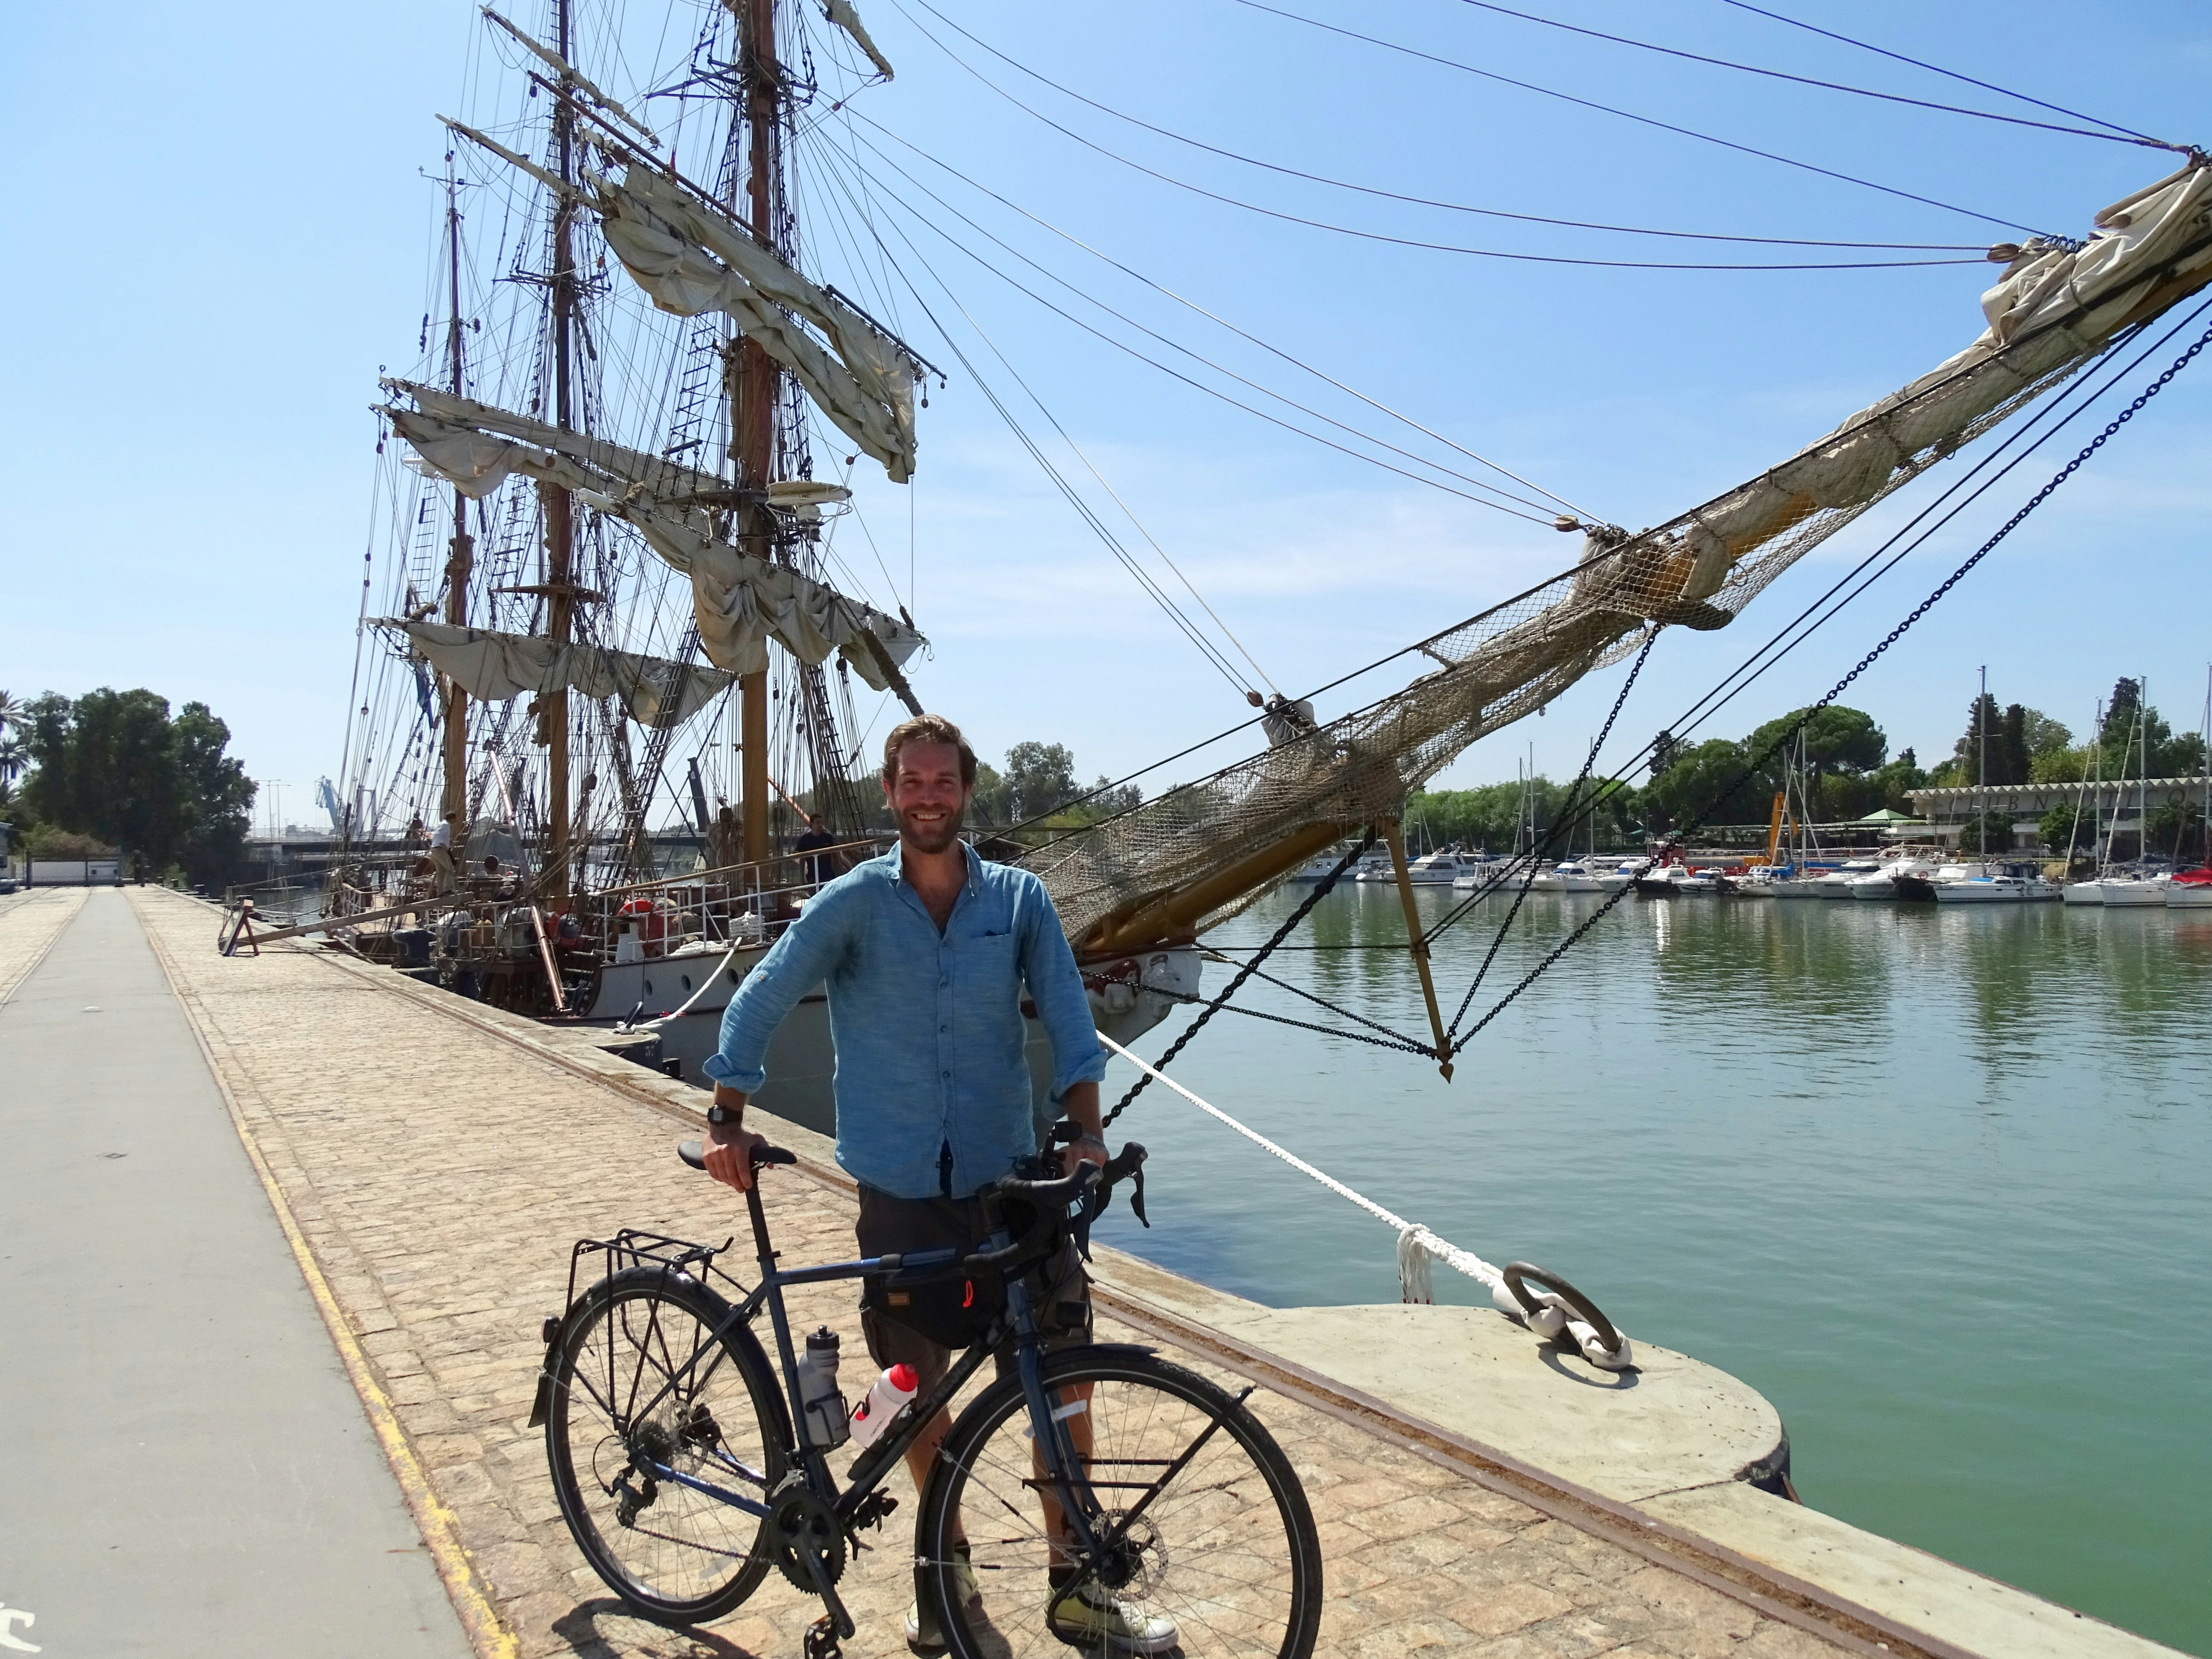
[847,1362,919,1449]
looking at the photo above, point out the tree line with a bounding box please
[1400,677,2208,859]
[0,688,255,886]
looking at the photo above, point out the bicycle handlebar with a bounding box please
[959,1142,1148,1273]
[673,1134,1147,1273]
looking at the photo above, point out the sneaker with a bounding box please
[1045,1578,1179,1655]
[905,1542,978,1656]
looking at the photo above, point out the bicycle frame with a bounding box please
[593,1173,1118,1568]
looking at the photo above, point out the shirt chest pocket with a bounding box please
[960,928,1019,984]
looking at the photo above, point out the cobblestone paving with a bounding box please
[132,889,1843,1659]
[0,887,89,1003]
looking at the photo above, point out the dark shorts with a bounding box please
[855,1184,1092,1394]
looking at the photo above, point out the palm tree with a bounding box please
[0,690,21,735]
[0,737,22,784]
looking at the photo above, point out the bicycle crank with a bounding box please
[768,1476,856,1638]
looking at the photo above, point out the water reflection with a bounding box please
[1097,882,2212,1654]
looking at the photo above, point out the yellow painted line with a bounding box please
[131,893,521,1659]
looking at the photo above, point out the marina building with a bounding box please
[1906,776,2209,851]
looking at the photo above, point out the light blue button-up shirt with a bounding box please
[702,839,1108,1199]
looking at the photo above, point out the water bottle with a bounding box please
[796,1327,850,1449]
[847,1362,919,1449]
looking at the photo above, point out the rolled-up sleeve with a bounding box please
[702,893,851,1092]
[1018,874,1107,1100]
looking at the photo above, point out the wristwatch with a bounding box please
[707,1103,743,1127]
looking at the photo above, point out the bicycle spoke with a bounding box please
[546,1275,784,1624]
[928,1356,1318,1659]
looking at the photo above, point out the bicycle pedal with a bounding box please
[803,1615,842,1659]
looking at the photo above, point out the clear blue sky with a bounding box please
[4,1,2207,824]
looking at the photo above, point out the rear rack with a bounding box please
[561,1227,744,1313]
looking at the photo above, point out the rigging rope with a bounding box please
[1404,290,2212,952]
[1440,314,2212,1054]
[833,131,1569,524]
[1436,635,1656,1024]
[1226,0,2051,237]
[889,0,2000,266]
[1452,0,2192,154]
[1098,310,2212,1090]
[1714,0,2182,150]
[1102,833,1375,1126]
[885,0,1978,252]
[1095,1031,1632,1365]
[850,110,1605,519]
[803,134,1270,698]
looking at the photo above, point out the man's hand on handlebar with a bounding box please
[1057,1080,1108,1179]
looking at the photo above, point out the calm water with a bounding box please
[1089,883,2212,1653]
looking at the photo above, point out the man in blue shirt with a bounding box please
[700,715,1174,1655]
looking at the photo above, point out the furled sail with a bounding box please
[1027,160,2212,954]
[480,8,661,146]
[591,165,921,481]
[378,386,928,691]
[384,381,723,503]
[384,621,732,728]
[823,0,895,80]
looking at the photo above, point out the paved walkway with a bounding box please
[0,886,87,1004]
[0,888,472,1659]
[119,887,1846,1659]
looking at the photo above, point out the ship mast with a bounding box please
[734,0,778,868]
[439,155,474,829]
[541,0,579,897]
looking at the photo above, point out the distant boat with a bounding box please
[1531,858,1610,894]
[1368,848,1497,886]
[1841,854,1940,900]
[1812,858,1884,898]
[1636,864,1733,896]
[2166,870,2212,908]
[1289,848,1392,884]
[1933,869,2061,903]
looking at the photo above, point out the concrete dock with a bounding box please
[0,888,2184,1659]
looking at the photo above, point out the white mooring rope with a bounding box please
[1095,1032,1632,1370]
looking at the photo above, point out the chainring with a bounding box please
[769,1475,847,1592]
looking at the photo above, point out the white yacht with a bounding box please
[2165,874,2212,908]
[2065,870,2170,906]
[1933,867,2061,903]
[1593,858,1649,894]
[1374,848,1498,885]
[1289,848,1392,884]
[2098,872,2171,906]
[1812,858,1883,898]
[1845,854,1940,900]
[1531,858,1610,893]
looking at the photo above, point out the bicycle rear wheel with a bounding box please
[544,1266,789,1625]
[920,1348,1322,1658]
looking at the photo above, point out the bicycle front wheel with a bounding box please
[545,1266,789,1626]
[920,1348,1322,1659]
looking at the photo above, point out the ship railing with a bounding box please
[577,836,891,963]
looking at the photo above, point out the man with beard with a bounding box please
[699,715,1172,1655]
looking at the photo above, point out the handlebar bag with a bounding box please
[859,1187,1062,1350]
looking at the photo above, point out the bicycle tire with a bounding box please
[919,1348,1322,1659]
[544,1265,791,1626]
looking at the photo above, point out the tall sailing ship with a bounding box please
[328,0,2212,1132]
